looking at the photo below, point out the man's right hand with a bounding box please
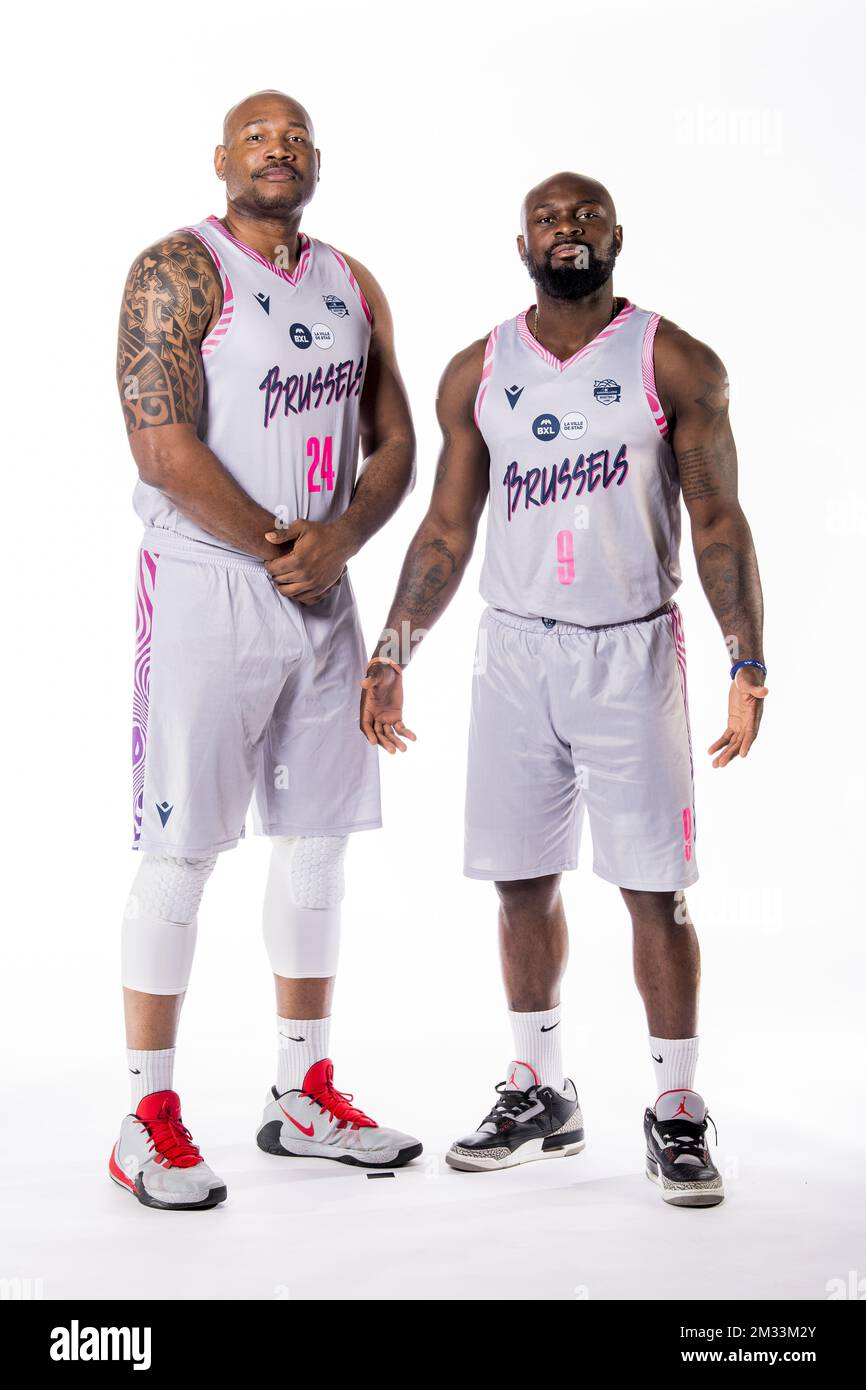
[359,660,416,754]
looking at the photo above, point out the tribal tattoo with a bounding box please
[117,235,221,434]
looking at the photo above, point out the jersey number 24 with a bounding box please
[307,436,335,493]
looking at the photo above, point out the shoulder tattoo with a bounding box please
[117,236,219,434]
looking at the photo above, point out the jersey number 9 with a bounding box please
[556,530,575,585]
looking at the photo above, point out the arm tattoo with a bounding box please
[694,374,730,418]
[678,429,737,506]
[117,236,220,434]
[401,538,458,619]
[697,541,740,618]
[434,427,451,485]
[678,445,722,502]
[697,540,763,661]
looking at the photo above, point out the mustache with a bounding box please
[252,164,299,179]
[546,240,591,261]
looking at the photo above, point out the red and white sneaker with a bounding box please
[256,1059,422,1169]
[109,1090,227,1210]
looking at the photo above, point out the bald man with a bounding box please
[362,172,767,1207]
[111,91,422,1210]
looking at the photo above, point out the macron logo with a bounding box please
[156,801,173,828]
[50,1320,151,1371]
[504,384,524,410]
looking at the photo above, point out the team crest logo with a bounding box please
[323,294,349,318]
[593,378,621,405]
[532,413,560,441]
[541,617,556,629]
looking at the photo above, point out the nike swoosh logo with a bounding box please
[129,1069,141,1075]
[652,1053,663,1063]
[286,1035,305,1042]
[279,1104,314,1137]
[540,1023,560,1033]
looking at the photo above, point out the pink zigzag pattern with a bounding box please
[516,300,634,372]
[206,215,311,286]
[132,549,159,847]
[669,601,696,844]
[182,225,234,357]
[328,246,373,324]
[641,312,669,438]
[473,326,499,428]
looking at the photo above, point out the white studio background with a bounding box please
[1,0,864,1300]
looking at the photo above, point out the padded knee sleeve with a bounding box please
[121,854,217,995]
[262,835,347,979]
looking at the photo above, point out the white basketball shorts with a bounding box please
[463,604,697,890]
[131,539,381,857]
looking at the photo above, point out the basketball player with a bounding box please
[361,172,767,1207]
[111,91,422,1210]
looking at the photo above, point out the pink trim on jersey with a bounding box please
[200,269,234,357]
[473,326,499,429]
[327,246,373,324]
[668,602,695,846]
[641,312,669,439]
[132,549,159,848]
[183,225,235,357]
[205,215,311,286]
[516,299,635,372]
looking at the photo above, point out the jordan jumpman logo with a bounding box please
[674,1096,694,1119]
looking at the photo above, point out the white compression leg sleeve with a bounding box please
[121,854,217,995]
[262,835,348,979]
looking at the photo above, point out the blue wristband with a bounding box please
[730,659,767,681]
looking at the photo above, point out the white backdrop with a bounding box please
[1,0,864,1301]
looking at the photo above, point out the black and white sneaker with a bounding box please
[446,1061,585,1172]
[644,1089,724,1207]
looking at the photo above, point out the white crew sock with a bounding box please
[649,1035,699,1098]
[508,1006,565,1089]
[127,1047,175,1109]
[276,1015,331,1094]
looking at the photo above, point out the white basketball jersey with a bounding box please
[475,301,681,626]
[133,216,372,556]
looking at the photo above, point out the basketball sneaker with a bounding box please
[644,1088,725,1207]
[446,1061,585,1171]
[256,1059,422,1168]
[109,1090,227,1210]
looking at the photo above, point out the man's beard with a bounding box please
[526,241,618,301]
[247,180,304,213]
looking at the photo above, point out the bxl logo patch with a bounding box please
[532,413,560,441]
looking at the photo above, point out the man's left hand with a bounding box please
[708,667,769,768]
[264,519,351,605]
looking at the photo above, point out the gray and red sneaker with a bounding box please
[644,1089,725,1207]
[256,1059,422,1169]
[109,1090,227,1210]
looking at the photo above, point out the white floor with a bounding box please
[4,1082,863,1302]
